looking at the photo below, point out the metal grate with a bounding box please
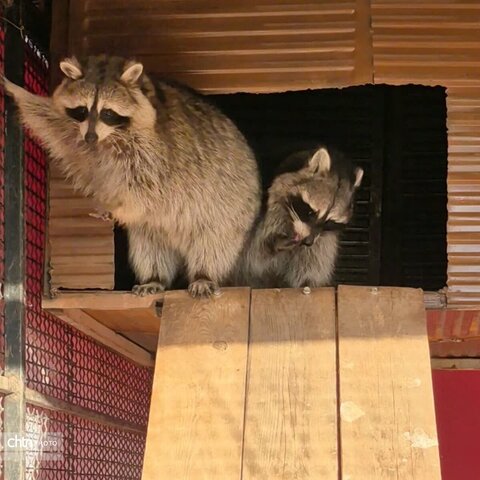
[23,41,153,430]
[26,406,146,480]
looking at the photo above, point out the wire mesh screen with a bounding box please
[26,405,146,480]
[27,310,152,428]
[23,41,152,430]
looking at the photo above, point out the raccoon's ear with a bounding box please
[120,61,143,85]
[309,148,331,174]
[353,167,364,188]
[59,57,83,80]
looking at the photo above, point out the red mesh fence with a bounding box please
[26,405,146,480]
[22,28,152,433]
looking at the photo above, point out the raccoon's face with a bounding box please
[52,56,156,145]
[280,147,363,248]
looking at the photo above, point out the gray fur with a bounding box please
[2,55,261,297]
[233,146,363,288]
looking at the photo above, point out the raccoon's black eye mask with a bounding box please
[66,106,88,122]
[288,195,316,222]
[100,108,130,127]
[287,195,347,233]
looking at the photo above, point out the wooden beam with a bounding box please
[431,358,480,370]
[25,388,146,434]
[243,288,338,479]
[337,286,441,480]
[49,308,154,368]
[42,290,164,310]
[142,288,250,480]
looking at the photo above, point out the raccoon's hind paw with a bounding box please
[132,281,166,297]
[188,279,220,299]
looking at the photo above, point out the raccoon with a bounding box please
[2,55,261,297]
[234,146,363,288]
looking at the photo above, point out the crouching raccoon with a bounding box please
[234,146,363,288]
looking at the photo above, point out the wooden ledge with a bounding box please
[42,288,448,365]
[43,290,164,310]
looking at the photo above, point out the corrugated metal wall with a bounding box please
[50,1,480,307]
[49,164,114,291]
[371,1,480,307]
[67,0,372,93]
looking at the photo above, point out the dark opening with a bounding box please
[115,84,447,291]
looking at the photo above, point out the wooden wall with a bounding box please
[49,0,480,307]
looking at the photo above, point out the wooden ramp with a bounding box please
[142,286,441,480]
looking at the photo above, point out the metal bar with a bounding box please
[368,86,385,285]
[3,2,26,479]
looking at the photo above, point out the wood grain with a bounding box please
[243,288,338,480]
[142,288,250,480]
[50,308,154,367]
[337,285,441,480]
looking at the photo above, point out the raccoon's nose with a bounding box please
[302,236,315,247]
[85,131,98,144]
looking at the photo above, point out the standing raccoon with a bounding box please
[3,55,261,297]
[235,146,363,288]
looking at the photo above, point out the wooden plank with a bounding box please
[49,308,154,368]
[337,285,441,480]
[243,288,338,480]
[25,388,145,434]
[86,309,159,334]
[121,332,158,353]
[431,358,480,370]
[142,288,250,480]
[42,290,164,310]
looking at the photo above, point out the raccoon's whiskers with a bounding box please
[286,203,300,222]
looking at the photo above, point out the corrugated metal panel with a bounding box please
[372,1,480,86]
[446,87,480,308]
[371,1,480,307]
[67,0,372,93]
[427,309,480,357]
[48,164,114,291]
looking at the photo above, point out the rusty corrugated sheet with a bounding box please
[371,1,480,308]
[66,0,372,93]
[427,309,480,357]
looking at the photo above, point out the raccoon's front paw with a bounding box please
[267,234,297,254]
[132,281,166,297]
[89,209,113,222]
[1,76,24,99]
[188,279,220,299]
